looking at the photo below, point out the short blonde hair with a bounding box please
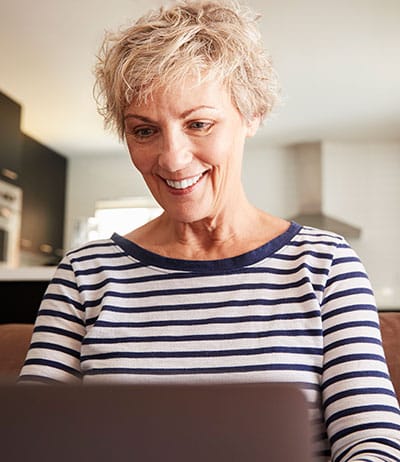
[94,0,280,139]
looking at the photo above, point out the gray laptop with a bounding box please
[0,382,313,462]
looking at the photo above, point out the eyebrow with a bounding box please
[124,105,218,122]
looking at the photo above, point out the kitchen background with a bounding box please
[0,0,399,321]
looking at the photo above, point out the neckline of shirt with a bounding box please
[111,221,302,273]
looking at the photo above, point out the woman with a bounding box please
[20,0,400,460]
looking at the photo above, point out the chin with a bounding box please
[163,204,210,224]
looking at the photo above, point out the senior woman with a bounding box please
[20,0,400,460]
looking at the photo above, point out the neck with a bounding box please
[164,199,259,254]
[125,188,290,260]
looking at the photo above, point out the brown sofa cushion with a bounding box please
[0,313,398,399]
[0,323,34,378]
[379,311,400,401]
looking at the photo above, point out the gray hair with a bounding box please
[94,0,280,139]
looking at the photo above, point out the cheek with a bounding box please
[204,133,244,167]
[199,135,231,166]
[128,145,154,175]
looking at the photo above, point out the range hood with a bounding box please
[289,142,361,239]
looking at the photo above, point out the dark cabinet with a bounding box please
[0,280,49,323]
[0,91,67,264]
[0,92,22,184]
[19,134,67,265]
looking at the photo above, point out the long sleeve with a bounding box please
[321,240,400,461]
[19,256,85,383]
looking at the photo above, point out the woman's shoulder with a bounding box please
[65,237,119,259]
[292,224,347,246]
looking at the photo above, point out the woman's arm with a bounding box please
[321,239,400,461]
[19,256,85,384]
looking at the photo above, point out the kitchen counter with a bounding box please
[0,266,57,281]
[0,268,57,323]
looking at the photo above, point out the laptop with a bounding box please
[0,382,313,462]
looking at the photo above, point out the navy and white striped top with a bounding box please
[20,222,400,461]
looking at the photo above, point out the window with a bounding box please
[72,197,162,246]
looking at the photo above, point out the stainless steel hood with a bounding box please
[289,142,361,238]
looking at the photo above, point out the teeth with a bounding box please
[166,174,202,190]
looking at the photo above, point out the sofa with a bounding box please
[0,312,399,399]
[379,311,400,399]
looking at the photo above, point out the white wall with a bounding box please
[242,141,298,218]
[323,141,400,309]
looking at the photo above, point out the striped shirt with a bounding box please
[20,222,400,461]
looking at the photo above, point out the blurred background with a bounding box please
[0,0,399,314]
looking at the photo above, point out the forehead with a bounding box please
[125,77,235,116]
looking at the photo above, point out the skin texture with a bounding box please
[123,78,289,260]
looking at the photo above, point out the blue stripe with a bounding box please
[50,277,78,290]
[288,239,338,248]
[84,362,322,376]
[29,342,81,359]
[78,276,313,293]
[322,370,391,390]
[73,261,330,283]
[57,262,73,271]
[324,353,386,370]
[326,271,368,288]
[326,404,400,427]
[322,287,374,305]
[240,263,329,275]
[336,438,400,462]
[74,262,144,276]
[42,293,83,311]
[24,358,82,378]
[299,228,341,240]
[37,309,85,326]
[70,251,127,263]
[82,328,323,344]
[321,304,376,321]
[101,304,320,319]
[34,325,84,342]
[93,312,320,329]
[271,250,333,261]
[346,450,399,462]
[324,336,381,353]
[67,241,116,256]
[324,320,379,336]
[81,345,323,361]
[324,388,396,410]
[330,422,400,445]
[332,256,360,266]
[83,292,317,311]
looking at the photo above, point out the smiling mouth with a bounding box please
[165,173,203,190]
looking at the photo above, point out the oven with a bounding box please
[0,179,22,267]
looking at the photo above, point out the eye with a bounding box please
[188,120,214,131]
[128,126,158,140]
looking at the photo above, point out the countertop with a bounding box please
[0,266,57,281]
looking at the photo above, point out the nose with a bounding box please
[158,127,192,172]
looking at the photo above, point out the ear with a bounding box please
[245,116,261,138]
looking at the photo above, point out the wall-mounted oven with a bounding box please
[0,179,22,267]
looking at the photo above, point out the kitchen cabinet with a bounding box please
[0,280,50,323]
[19,134,67,265]
[0,92,22,184]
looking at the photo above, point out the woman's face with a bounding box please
[124,78,259,224]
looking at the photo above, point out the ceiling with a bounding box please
[1,0,399,157]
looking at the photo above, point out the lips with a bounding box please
[165,173,203,190]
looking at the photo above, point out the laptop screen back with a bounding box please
[0,382,313,462]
